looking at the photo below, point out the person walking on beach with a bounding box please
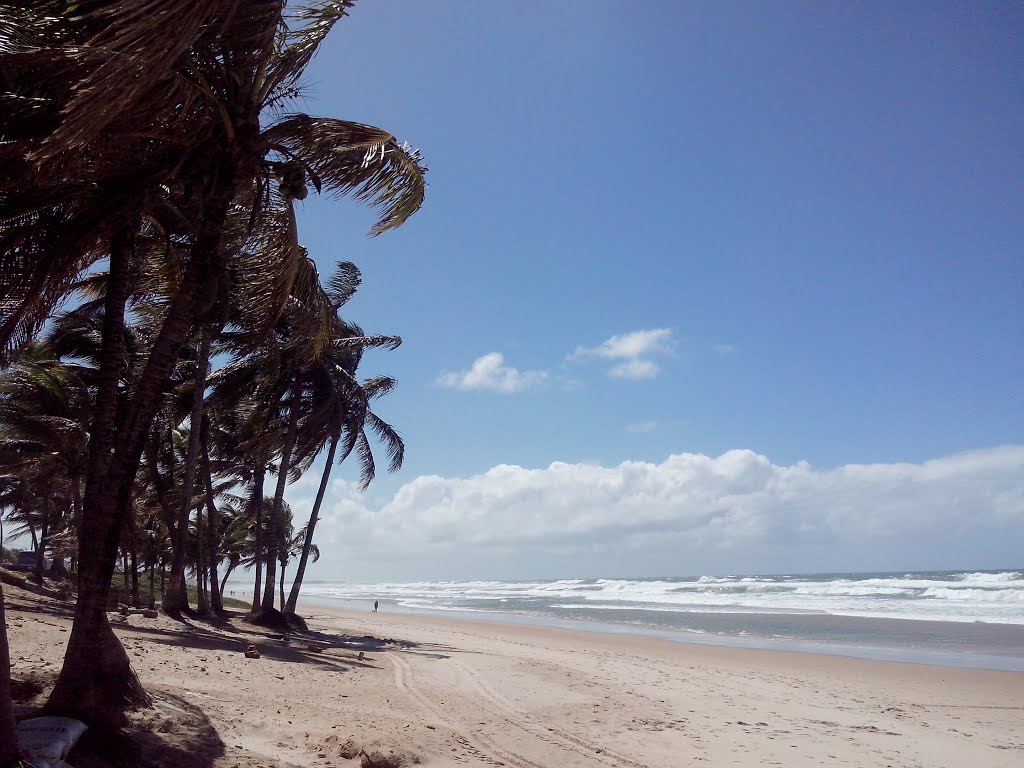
[373,600,379,613]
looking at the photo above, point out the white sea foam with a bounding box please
[294,570,1024,625]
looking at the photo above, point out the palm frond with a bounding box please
[33,0,280,160]
[263,115,427,235]
[326,261,361,309]
[332,334,402,352]
[360,375,397,400]
[353,429,375,490]
[365,410,403,474]
[262,1,357,107]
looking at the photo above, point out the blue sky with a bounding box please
[277,1,1023,581]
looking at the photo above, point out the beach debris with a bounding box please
[335,739,360,759]
[357,651,364,660]
[358,746,419,767]
[16,716,88,768]
[244,644,261,659]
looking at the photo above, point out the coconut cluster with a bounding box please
[273,160,308,200]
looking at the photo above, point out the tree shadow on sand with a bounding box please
[68,690,226,768]
[11,673,225,768]
[116,613,455,673]
[7,585,456,765]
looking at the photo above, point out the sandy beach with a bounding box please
[6,581,1024,768]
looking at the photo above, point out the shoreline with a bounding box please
[302,600,1024,767]
[8,580,1024,767]
[225,588,1024,672]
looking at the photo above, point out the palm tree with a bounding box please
[216,325,313,620]
[200,413,225,612]
[213,277,403,619]
[204,375,282,611]
[0,471,52,580]
[0,343,93,580]
[163,327,215,614]
[217,503,255,598]
[284,302,405,613]
[279,525,319,612]
[3,1,426,728]
[0,579,18,767]
[0,340,93,549]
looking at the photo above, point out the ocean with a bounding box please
[291,570,1024,671]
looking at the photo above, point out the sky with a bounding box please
[272,1,1023,582]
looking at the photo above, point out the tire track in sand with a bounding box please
[449,658,651,768]
[388,652,547,768]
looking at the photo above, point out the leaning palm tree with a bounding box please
[213,272,403,619]
[279,525,319,612]
[161,328,216,613]
[0,3,429,727]
[283,268,405,615]
[211,303,322,619]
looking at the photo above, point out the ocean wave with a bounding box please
[921,586,1024,601]
[292,570,1024,625]
[955,571,1024,585]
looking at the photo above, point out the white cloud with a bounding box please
[712,343,735,355]
[569,329,675,380]
[610,359,660,380]
[436,352,548,393]
[309,446,1024,578]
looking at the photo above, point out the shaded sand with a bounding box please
[4,580,1024,767]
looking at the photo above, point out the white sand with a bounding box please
[5,582,1023,767]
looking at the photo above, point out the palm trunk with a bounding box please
[70,466,83,551]
[196,503,209,614]
[44,228,149,727]
[131,553,139,606]
[249,467,266,612]
[164,328,213,614]
[34,497,50,583]
[260,381,301,613]
[279,561,286,612]
[201,418,222,612]
[47,159,237,726]
[0,581,19,767]
[128,519,140,607]
[285,432,338,614]
[220,558,238,598]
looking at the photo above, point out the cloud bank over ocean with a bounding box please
[300,446,1024,580]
